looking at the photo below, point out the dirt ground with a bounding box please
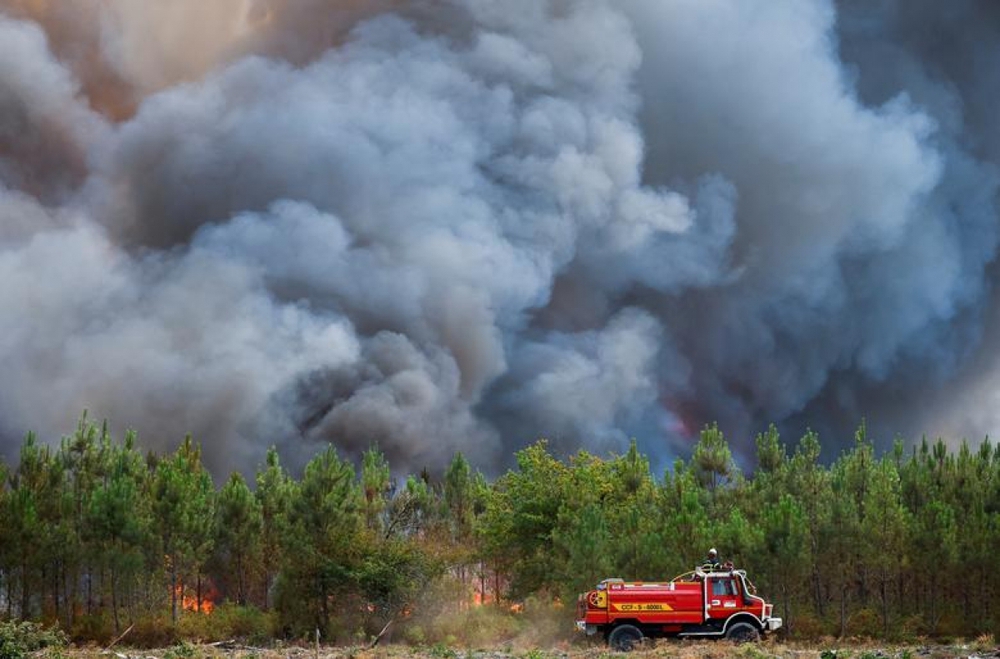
[46,640,1000,659]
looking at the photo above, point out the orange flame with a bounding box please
[472,591,523,612]
[173,584,216,614]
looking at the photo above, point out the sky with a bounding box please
[1,0,998,476]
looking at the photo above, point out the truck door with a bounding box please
[707,576,742,618]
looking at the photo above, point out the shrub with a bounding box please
[788,613,828,639]
[163,641,195,659]
[424,606,525,647]
[428,642,458,659]
[846,608,880,639]
[0,621,67,659]
[934,612,968,640]
[974,633,995,651]
[174,604,276,644]
[130,615,179,648]
[211,604,276,645]
[897,614,927,643]
[69,613,113,645]
[401,624,426,646]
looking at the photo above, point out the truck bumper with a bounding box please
[765,617,783,632]
[575,621,599,636]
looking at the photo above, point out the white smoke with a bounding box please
[0,0,997,474]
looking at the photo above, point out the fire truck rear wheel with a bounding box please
[725,621,760,643]
[608,624,643,652]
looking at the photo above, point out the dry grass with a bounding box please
[33,638,1000,659]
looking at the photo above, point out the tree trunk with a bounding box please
[981,564,989,622]
[319,576,329,633]
[236,554,244,606]
[880,577,888,638]
[929,574,938,633]
[813,568,824,618]
[6,569,13,618]
[781,583,790,633]
[21,556,30,619]
[67,562,77,629]
[170,562,178,624]
[87,565,93,615]
[839,584,847,638]
[126,578,134,625]
[111,567,121,634]
[51,562,61,622]
[897,568,905,618]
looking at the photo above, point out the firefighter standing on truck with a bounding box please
[704,547,721,570]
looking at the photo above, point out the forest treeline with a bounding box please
[1,416,998,644]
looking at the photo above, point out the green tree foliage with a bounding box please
[692,423,735,493]
[254,446,292,611]
[7,415,1000,641]
[361,447,391,533]
[278,444,362,635]
[756,494,808,627]
[444,452,473,541]
[862,455,908,636]
[553,502,613,598]
[213,473,262,606]
[85,431,151,631]
[479,441,569,598]
[152,436,216,624]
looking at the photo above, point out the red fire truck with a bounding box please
[575,567,782,650]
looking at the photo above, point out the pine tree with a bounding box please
[152,436,215,624]
[479,441,569,598]
[913,500,957,631]
[444,452,473,541]
[255,446,292,610]
[552,503,613,598]
[214,472,262,606]
[86,435,151,632]
[757,494,808,628]
[659,461,711,571]
[361,446,391,533]
[0,458,8,618]
[692,423,735,494]
[785,430,829,618]
[862,456,908,635]
[281,444,362,635]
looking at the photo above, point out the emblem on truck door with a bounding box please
[588,590,607,608]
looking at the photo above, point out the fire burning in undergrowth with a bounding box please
[173,582,217,614]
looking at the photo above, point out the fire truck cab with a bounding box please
[575,567,782,650]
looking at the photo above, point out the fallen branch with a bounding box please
[105,624,135,652]
[369,619,393,648]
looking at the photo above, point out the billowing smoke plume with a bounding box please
[1,0,997,474]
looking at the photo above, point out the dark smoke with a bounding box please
[0,0,997,475]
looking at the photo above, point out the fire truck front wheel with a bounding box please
[608,624,643,652]
[725,621,760,643]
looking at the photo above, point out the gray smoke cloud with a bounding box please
[0,0,998,475]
